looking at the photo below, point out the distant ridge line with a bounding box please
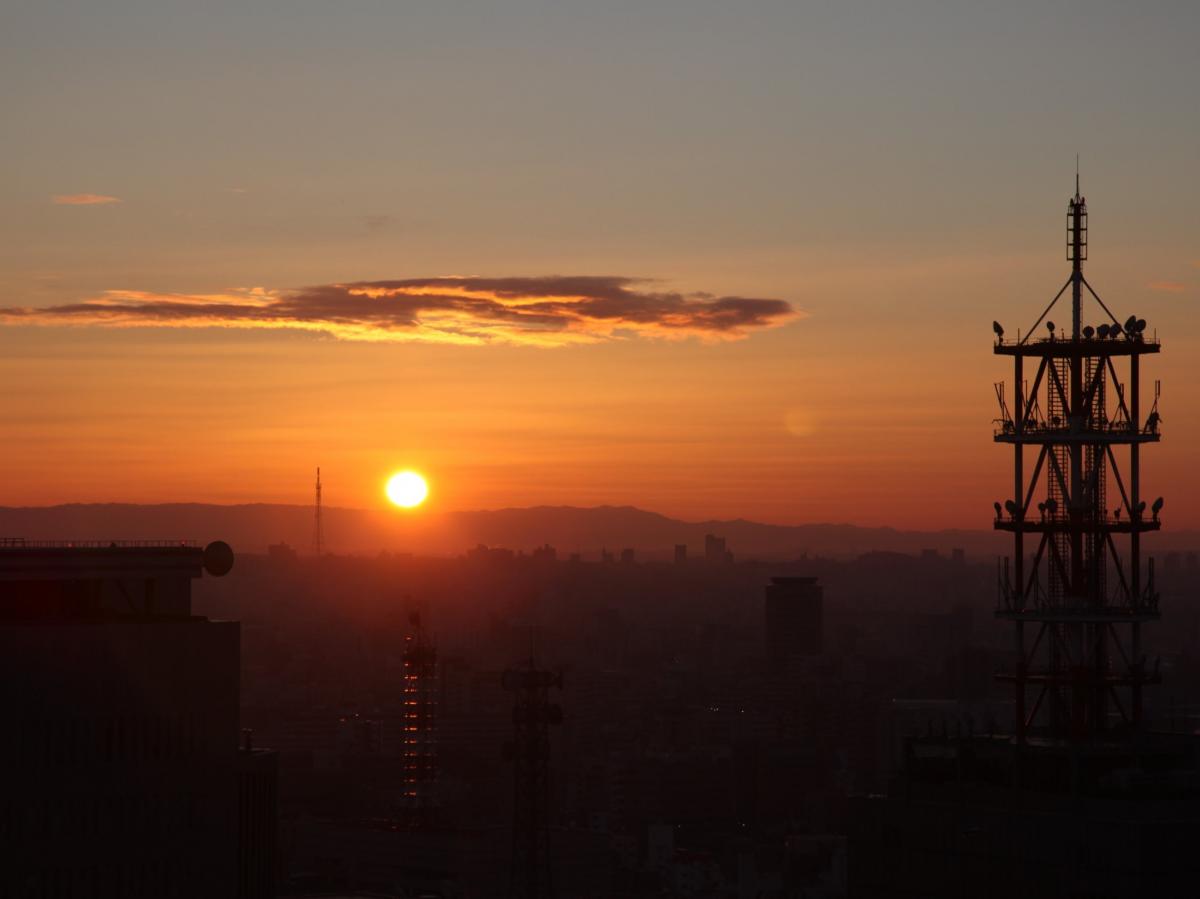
[1,502,1195,558]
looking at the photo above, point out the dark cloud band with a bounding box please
[1,276,798,346]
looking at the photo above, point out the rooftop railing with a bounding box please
[0,538,199,549]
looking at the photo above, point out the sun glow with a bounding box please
[386,471,429,508]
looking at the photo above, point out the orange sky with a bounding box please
[2,3,1197,530]
[3,244,1195,530]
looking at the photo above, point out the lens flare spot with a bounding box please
[784,408,815,437]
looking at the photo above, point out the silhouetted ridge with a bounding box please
[0,502,1051,559]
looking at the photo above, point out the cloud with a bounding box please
[1147,280,1187,293]
[0,276,799,347]
[52,193,121,206]
[363,214,394,233]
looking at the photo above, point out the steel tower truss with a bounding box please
[401,613,438,827]
[992,182,1162,742]
[503,662,563,899]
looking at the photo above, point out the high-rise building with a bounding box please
[704,534,727,564]
[238,730,280,899]
[0,539,269,898]
[763,576,820,667]
[764,576,823,671]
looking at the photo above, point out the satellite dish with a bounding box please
[1136,318,1147,333]
[1097,324,1110,339]
[1135,501,1147,515]
[993,321,1004,338]
[1083,325,1095,338]
[1045,498,1058,514]
[1152,497,1164,513]
[1125,314,1138,331]
[203,540,235,577]
[1004,499,1018,516]
[1046,321,1056,334]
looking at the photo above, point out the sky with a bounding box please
[1,0,1198,529]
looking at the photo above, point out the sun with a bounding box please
[385,470,429,508]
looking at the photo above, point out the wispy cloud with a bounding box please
[1147,280,1187,293]
[51,193,121,206]
[363,214,394,233]
[0,277,800,347]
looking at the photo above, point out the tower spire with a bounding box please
[313,467,324,556]
[994,182,1162,742]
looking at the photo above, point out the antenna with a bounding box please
[994,175,1164,745]
[313,467,324,556]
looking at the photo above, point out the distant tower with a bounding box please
[993,176,1163,741]
[312,467,324,556]
[402,610,438,828]
[503,660,563,899]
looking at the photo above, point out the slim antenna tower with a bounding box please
[313,467,324,556]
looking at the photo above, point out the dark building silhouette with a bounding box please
[674,543,688,564]
[704,533,729,564]
[764,576,823,669]
[238,731,279,899]
[266,541,297,563]
[0,539,272,898]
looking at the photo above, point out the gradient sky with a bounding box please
[2,1,1198,529]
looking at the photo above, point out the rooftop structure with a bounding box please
[0,539,233,618]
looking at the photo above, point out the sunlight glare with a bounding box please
[386,471,429,508]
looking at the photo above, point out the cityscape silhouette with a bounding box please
[3,3,1199,897]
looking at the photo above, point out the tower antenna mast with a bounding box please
[993,176,1162,741]
[313,467,324,556]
